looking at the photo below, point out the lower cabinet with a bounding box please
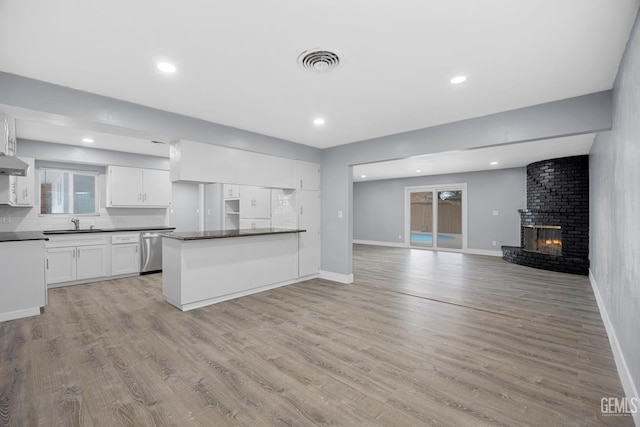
[111,236,140,276]
[46,236,109,286]
[239,218,272,230]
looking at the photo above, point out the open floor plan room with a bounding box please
[0,245,630,426]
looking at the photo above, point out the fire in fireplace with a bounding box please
[523,225,562,256]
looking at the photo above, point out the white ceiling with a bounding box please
[353,133,595,182]
[0,0,638,150]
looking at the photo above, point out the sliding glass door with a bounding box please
[407,184,466,251]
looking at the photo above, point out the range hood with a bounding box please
[0,154,29,176]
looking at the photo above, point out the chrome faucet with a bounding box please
[71,218,80,230]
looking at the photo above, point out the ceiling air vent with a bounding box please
[297,49,341,73]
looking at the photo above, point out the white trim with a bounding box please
[353,239,407,248]
[319,270,354,284]
[465,248,503,257]
[589,270,640,426]
[0,307,41,323]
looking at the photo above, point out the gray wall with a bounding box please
[353,168,525,250]
[590,11,640,403]
[18,139,169,170]
[322,92,613,275]
[1,72,321,164]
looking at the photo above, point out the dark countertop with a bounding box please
[161,228,306,241]
[43,226,175,235]
[0,231,49,243]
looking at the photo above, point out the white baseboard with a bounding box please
[0,307,41,323]
[589,270,639,426]
[353,239,407,248]
[465,248,503,257]
[353,240,503,257]
[319,270,354,284]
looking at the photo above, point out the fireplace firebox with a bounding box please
[523,225,562,256]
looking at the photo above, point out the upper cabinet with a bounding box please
[0,157,35,206]
[107,166,170,208]
[1,114,16,156]
[170,140,296,189]
[295,161,320,191]
[240,186,271,219]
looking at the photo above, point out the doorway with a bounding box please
[406,184,467,251]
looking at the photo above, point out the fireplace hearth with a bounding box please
[502,155,589,275]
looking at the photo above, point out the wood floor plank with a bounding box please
[0,245,633,426]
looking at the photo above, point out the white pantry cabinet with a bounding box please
[107,166,170,208]
[298,189,321,277]
[46,235,109,286]
[295,161,320,191]
[0,157,35,206]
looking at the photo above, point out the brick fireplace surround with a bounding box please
[502,155,589,275]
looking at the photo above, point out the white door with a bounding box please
[142,169,171,206]
[109,166,143,206]
[76,245,108,280]
[298,190,320,277]
[46,247,77,284]
[111,243,140,275]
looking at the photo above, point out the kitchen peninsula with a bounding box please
[160,228,306,311]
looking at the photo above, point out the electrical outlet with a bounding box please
[492,210,499,216]
[338,210,343,218]
[398,234,402,240]
[492,240,497,246]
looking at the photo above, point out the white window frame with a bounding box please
[38,168,100,216]
[404,183,468,252]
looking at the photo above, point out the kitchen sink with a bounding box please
[43,229,105,234]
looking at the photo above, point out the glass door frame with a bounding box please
[404,183,468,252]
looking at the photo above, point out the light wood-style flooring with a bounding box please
[0,244,632,426]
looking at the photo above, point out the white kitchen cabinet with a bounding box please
[111,233,140,276]
[76,245,109,280]
[223,184,241,199]
[46,235,109,286]
[170,139,296,189]
[45,247,77,284]
[240,218,272,230]
[240,186,271,219]
[298,189,321,277]
[107,165,170,208]
[0,239,46,322]
[295,161,320,191]
[0,157,35,206]
[1,113,16,156]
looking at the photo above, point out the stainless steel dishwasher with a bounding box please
[140,231,169,273]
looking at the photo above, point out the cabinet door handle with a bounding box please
[300,206,304,215]
[46,259,49,269]
[300,179,303,188]
[77,249,80,258]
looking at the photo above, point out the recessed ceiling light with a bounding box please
[490,161,499,166]
[450,75,467,84]
[415,169,422,173]
[360,175,367,178]
[313,118,325,126]
[157,62,176,73]
[82,138,94,143]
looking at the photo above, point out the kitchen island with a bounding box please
[160,228,305,311]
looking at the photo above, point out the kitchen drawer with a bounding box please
[111,233,140,244]
[46,234,109,248]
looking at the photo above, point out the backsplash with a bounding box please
[0,204,169,232]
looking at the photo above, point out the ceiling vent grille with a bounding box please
[297,49,341,73]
